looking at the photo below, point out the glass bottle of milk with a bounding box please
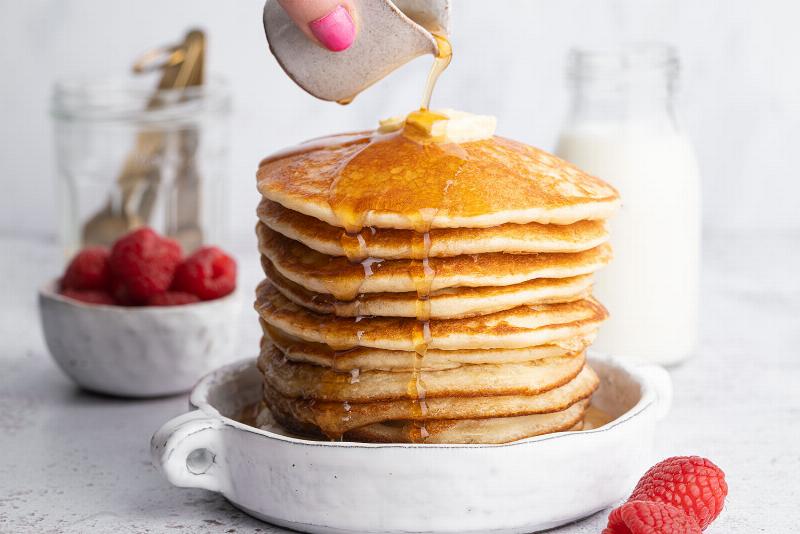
[556,44,700,366]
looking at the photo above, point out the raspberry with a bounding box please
[147,291,200,306]
[109,228,183,304]
[603,501,701,534]
[172,246,237,301]
[629,456,727,530]
[61,288,116,306]
[61,247,111,291]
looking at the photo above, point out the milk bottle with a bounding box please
[556,44,700,366]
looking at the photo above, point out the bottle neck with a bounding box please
[566,44,680,132]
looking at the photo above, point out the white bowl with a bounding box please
[38,280,242,397]
[151,354,671,533]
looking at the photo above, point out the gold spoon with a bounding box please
[82,30,206,251]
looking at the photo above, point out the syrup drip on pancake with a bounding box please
[340,231,368,261]
[315,313,359,415]
[407,214,436,441]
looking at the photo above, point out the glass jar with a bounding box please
[555,44,700,366]
[51,76,231,258]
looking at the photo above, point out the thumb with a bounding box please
[277,0,357,52]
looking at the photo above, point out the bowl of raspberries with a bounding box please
[38,228,242,398]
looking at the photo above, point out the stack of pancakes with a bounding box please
[254,126,619,444]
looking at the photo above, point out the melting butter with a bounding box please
[378,109,497,144]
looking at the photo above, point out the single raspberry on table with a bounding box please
[61,288,116,306]
[147,291,201,306]
[603,500,701,534]
[172,246,237,301]
[108,228,183,304]
[61,247,111,291]
[629,456,727,530]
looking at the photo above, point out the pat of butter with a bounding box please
[378,109,497,143]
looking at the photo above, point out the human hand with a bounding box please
[276,0,356,52]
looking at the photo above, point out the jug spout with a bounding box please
[263,0,451,103]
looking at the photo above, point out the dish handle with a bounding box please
[151,410,227,493]
[638,365,673,421]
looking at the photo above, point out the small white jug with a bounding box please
[263,0,451,102]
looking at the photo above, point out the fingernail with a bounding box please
[309,5,355,52]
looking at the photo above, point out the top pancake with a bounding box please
[257,199,609,260]
[257,131,620,231]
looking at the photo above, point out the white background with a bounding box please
[1,0,799,243]
[1,3,799,532]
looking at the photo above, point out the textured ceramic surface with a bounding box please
[38,280,242,398]
[264,0,451,102]
[152,353,671,534]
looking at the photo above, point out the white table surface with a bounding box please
[1,231,798,533]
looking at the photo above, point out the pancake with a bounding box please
[263,255,594,319]
[260,366,598,435]
[263,397,590,444]
[254,403,585,441]
[255,282,608,351]
[257,199,610,260]
[345,400,590,444]
[259,344,587,402]
[261,321,596,372]
[257,223,612,300]
[257,131,619,230]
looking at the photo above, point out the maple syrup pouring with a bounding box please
[235,402,262,428]
[421,34,452,111]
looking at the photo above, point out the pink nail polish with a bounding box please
[309,5,355,52]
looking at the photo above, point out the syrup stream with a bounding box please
[421,34,453,111]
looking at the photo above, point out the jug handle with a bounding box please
[151,410,227,493]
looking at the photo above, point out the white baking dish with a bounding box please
[151,354,671,533]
